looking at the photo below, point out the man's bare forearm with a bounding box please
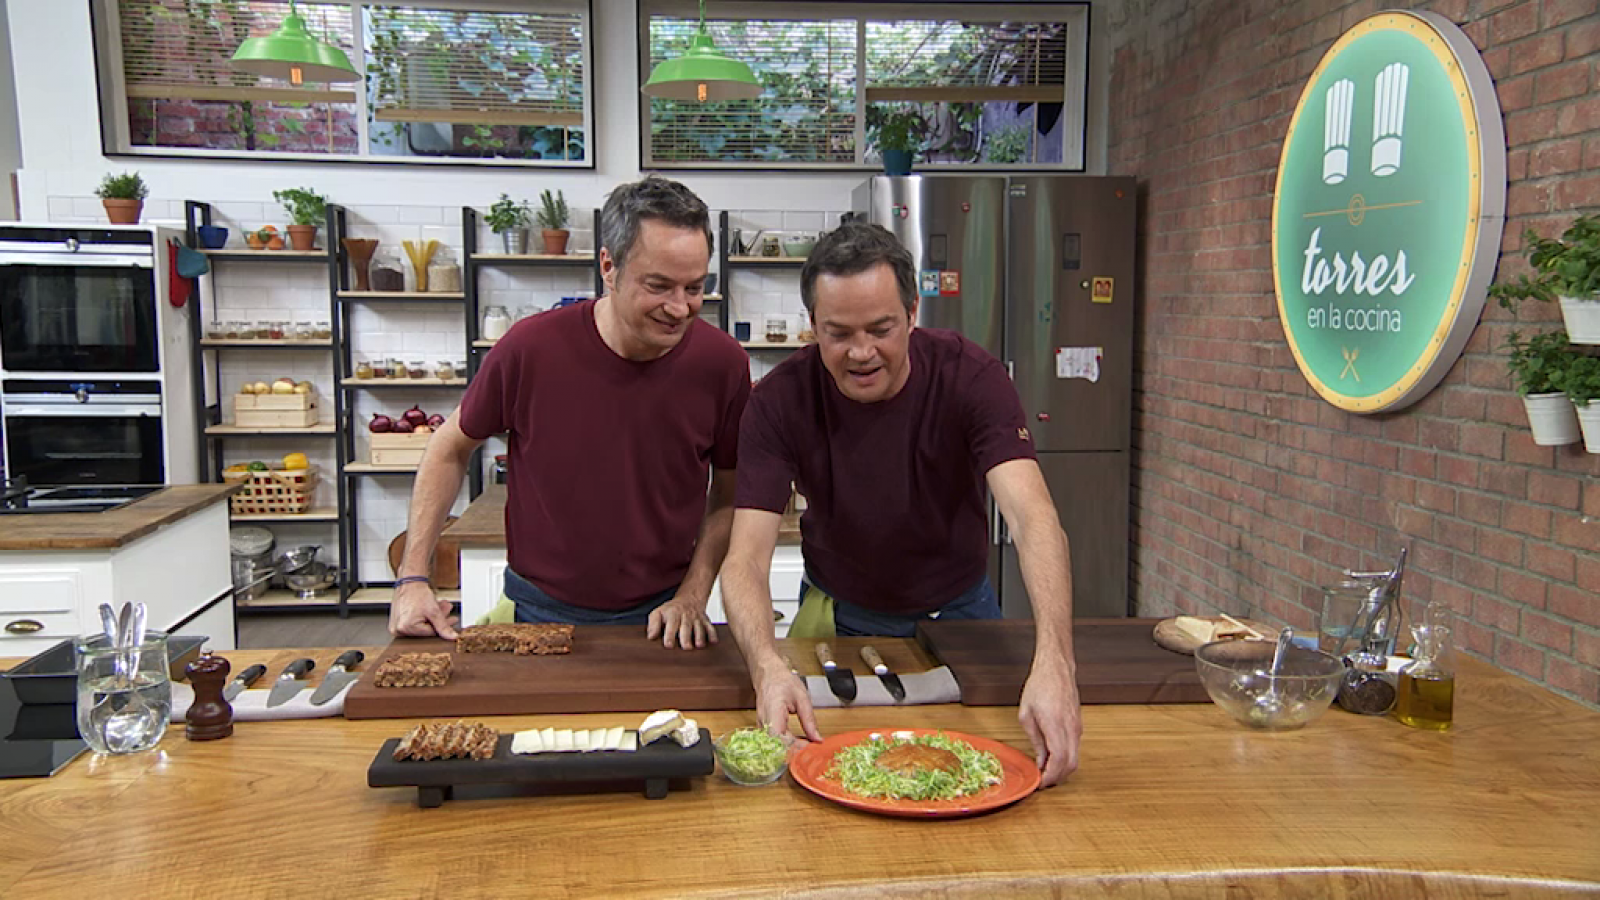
[1013,515,1077,671]
[398,413,483,580]
[721,510,785,676]
[676,470,737,605]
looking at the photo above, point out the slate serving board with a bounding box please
[915,618,1211,705]
[368,729,714,807]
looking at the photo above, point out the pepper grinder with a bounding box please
[185,651,234,741]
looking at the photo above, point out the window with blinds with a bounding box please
[97,0,592,165]
[364,5,588,161]
[640,3,1086,170]
[115,0,358,154]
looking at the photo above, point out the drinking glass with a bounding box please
[75,631,171,755]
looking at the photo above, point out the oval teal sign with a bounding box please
[1272,11,1505,413]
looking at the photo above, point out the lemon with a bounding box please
[282,452,310,470]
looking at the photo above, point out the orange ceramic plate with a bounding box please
[789,728,1041,818]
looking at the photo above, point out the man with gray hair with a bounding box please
[391,176,749,649]
[721,220,1083,785]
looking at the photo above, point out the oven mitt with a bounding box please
[176,242,210,278]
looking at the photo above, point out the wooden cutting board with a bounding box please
[915,618,1211,705]
[343,624,756,719]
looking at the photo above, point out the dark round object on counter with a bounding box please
[1337,671,1397,715]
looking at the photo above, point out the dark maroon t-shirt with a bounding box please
[735,328,1035,614]
[459,300,750,610]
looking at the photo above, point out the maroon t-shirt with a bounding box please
[736,328,1035,614]
[459,300,750,610]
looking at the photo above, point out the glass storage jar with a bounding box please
[370,251,405,292]
[482,305,512,341]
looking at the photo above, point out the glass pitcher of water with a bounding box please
[75,631,172,754]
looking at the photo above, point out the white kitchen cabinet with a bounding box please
[0,499,235,657]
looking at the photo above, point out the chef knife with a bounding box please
[264,658,316,708]
[859,645,906,703]
[222,664,268,702]
[308,650,365,706]
[815,642,857,703]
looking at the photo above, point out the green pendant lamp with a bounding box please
[231,0,359,85]
[642,0,760,102]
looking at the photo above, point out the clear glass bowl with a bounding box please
[1194,640,1345,731]
[713,728,789,786]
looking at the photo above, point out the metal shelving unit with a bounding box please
[185,200,349,616]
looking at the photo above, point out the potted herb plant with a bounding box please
[1489,214,1600,342]
[1552,350,1600,452]
[272,187,329,252]
[95,171,148,224]
[537,189,570,255]
[870,108,923,176]
[486,193,533,255]
[1505,329,1581,446]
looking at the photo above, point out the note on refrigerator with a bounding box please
[1056,346,1102,382]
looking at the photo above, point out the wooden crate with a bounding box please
[224,467,318,516]
[234,392,318,428]
[370,432,432,466]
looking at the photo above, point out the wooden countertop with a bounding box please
[1,646,1596,898]
[447,485,803,546]
[0,484,239,550]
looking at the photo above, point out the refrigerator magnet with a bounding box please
[1092,277,1115,303]
[939,271,961,295]
[919,270,941,298]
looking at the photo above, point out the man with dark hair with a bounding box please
[390,176,749,650]
[721,220,1083,785]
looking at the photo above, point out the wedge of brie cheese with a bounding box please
[670,717,700,748]
[640,710,686,745]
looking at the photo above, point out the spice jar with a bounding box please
[408,359,428,379]
[389,357,407,379]
[435,359,456,381]
[482,305,512,341]
[764,315,789,344]
[206,322,226,340]
[294,319,314,341]
[223,321,243,340]
[354,357,374,380]
[370,251,405,292]
[314,319,333,340]
[427,254,462,293]
[267,321,287,340]
[369,358,389,379]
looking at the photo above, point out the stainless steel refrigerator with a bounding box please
[852,175,1136,619]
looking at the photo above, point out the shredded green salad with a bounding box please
[826,732,1003,801]
[717,728,788,781]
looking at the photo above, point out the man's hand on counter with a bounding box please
[754,655,822,745]
[390,582,460,640]
[1019,658,1082,788]
[646,593,718,650]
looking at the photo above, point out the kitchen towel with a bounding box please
[804,665,960,708]
[167,679,353,723]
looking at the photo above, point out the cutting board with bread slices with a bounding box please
[1150,614,1274,655]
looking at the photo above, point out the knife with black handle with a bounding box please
[309,650,365,706]
[815,642,857,703]
[222,664,268,702]
[860,645,906,703]
[265,658,316,708]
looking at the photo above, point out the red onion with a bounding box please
[369,413,394,433]
[402,405,428,427]
[426,414,446,429]
[391,418,416,434]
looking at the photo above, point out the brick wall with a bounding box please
[1105,0,1600,705]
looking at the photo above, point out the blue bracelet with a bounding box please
[394,576,431,588]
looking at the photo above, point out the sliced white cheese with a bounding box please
[670,718,701,748]
[540,727,556,749]
[891,730,916,741]
[620,730,638,752]
[604,726,625,751]
[639,709,685,745]
[510,729,543,755]
[554,728,574,752]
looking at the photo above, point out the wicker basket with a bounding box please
[225,467,318,516]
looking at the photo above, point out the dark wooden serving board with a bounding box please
[915,618,1210,705]
[342,624,757,719]
[368,729,714,808]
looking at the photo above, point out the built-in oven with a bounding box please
[1,379,165,486]
[0,227,158,374]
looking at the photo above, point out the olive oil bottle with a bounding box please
[1396,601,1453,731]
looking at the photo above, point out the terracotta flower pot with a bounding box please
[542,229,570,256]
[102,198,143,225]
[287,224,318,252]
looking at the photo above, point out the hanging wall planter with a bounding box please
[1558,294,1600,343]
[1523,392,1582,446]
[1576,402,1600,452]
